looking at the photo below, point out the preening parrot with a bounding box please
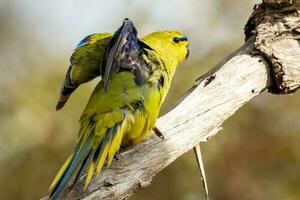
[49,19,190,200]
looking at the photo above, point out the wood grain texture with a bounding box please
[41,0,300,199]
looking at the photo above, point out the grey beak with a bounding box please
[185,47,190,60]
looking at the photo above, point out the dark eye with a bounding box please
[173,37,180,43]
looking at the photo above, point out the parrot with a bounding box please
[49,18,190,200]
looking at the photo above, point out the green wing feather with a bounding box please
[56,33,112,110]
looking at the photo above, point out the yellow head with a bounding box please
[141,31,189,65]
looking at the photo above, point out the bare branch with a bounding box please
[41,0,300,199]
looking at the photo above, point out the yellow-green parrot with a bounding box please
[49,19,189,199]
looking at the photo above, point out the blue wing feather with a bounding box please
[76,34,95,48]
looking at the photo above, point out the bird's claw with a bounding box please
[154,126,165,140]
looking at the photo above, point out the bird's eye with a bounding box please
[173,37,180,43]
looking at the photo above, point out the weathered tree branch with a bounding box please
[42,0,300,199]
[245,0,300,93]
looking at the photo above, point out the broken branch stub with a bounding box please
[245,0,300,94]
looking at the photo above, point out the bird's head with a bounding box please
[141,31,189,65]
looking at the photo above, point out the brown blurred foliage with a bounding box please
[0,1,300,200]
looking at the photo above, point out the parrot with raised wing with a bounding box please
[49,19,190,199]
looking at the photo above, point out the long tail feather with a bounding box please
[88,125,119,179]
[84,122,125,188]
[84,162,95,189]
[49,156,72,191]
[49,132,94,200]
[49,119,125,199]
[71,150,93,189]
[95,140,110,175]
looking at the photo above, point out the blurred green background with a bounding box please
[1,0,300,199]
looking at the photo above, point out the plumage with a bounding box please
[101,18,143,91]
[56,33,112,110]
[49,19,189,199]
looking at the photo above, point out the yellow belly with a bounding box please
[121,85,162,146]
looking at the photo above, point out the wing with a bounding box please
[56,33,112,110]
[102,18,147,91]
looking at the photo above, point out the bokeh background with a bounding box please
[1,0,300,199]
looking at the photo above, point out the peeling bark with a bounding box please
[245,0,300,93]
